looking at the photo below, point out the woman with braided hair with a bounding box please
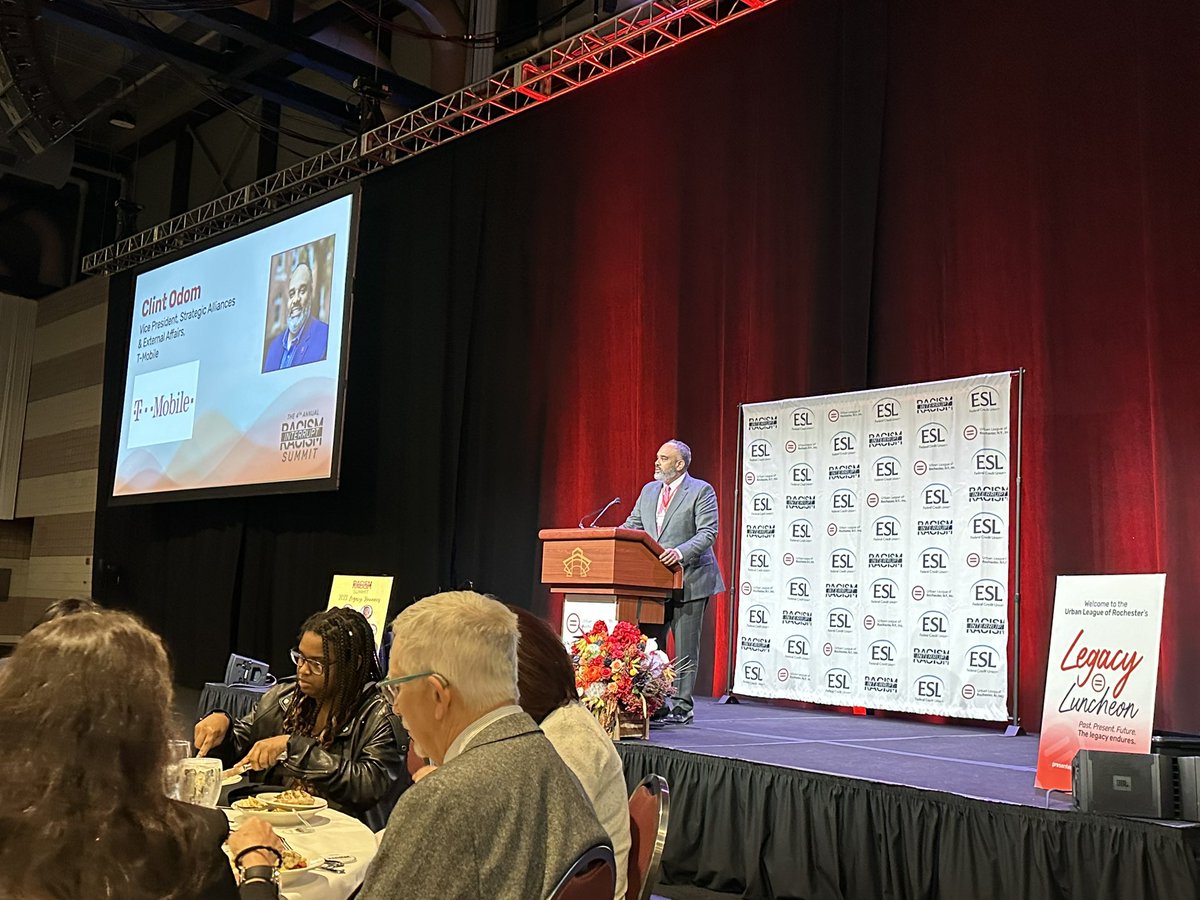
[194,607,410,829]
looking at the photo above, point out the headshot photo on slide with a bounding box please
[262,235,335,373]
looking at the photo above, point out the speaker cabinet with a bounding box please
[1072,750,1173,818]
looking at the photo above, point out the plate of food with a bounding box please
[229,791,328,823]
[257,789,328,811]
[278,846,325,879]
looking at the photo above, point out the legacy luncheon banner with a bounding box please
[733,373,1014,719]
[1034,573,1165,792]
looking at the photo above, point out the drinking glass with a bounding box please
[163,739,192,801]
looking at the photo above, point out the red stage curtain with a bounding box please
[515,0,1200,730]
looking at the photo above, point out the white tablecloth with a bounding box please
[229,807,379,900]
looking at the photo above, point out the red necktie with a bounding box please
[659,484,673,514]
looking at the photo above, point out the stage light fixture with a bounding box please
[108,108,136,130]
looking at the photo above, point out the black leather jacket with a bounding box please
[212,679,409,830]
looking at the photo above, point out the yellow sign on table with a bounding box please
[327,575,395,649]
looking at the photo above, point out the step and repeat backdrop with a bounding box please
[732,373,1015,720]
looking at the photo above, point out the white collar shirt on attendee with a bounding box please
[655,470,684,534]
[443,704,524,763]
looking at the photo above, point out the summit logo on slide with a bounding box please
[127,361,201,449]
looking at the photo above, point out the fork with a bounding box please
[292,808,316,833]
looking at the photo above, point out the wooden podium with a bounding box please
[539,527,683,634]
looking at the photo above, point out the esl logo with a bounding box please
[869,640,897,664]
[749,439,772,460]
[923,484,952,508]
[968,645,1000,672]
[871,578,898,601]
[751,493,774,513]
[790,463,814,485]
[873,516,901,539]
[789,519,813,541]
[826,669,851,692]
[791,407,815,429]
[915,675,945,701]
[748,550,771,570]
[875,398,900,420]
[747,605,769,626]
[787,578,811,600]
[785,635,810,658]
[830,549,857,572]
[832,431,856,453]
[970,386,999,410]
[742,661,765,683]
[828,608,853,630]
[832,489,857,512]
[919,423,948,446]
[972,579,1005,604]
[921,548,948,572]
[970,512,1004,539]
[874,456,900,479]
[920,611,949,636]
[973,448,1007,475]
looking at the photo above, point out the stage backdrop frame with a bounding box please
[727,371,1023,723]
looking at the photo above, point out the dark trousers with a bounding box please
[643,596,708,716]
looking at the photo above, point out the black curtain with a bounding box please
[94,146,551,685]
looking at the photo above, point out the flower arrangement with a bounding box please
[571,620,677,736]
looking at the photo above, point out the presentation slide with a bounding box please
[112,192,356,501]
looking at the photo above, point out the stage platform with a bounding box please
[615,699,1200,900]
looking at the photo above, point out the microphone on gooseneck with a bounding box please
[583,497,621,528]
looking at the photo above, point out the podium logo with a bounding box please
[790,407,815,429]
[562,548,592,577]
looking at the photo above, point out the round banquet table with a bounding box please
[226,805,379,900]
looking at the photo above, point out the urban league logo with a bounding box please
[279,411,325,462]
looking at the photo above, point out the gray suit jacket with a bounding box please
[623,472,726,602]
[359,711,608,900]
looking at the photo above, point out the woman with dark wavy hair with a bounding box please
[0,608,284,900]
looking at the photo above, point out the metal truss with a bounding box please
[83,0,776,276]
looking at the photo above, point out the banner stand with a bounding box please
[718,402,746,705]
[1004,368,1026,736]
[722,371,1023,723]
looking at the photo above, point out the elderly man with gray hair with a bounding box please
[360,591,609,900]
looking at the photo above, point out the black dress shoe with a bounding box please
[662,711,694,726]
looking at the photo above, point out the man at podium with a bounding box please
[623,439,724,725]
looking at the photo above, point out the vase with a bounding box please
[607,697,649,742]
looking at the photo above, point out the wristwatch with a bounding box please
[240,864,280,887]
